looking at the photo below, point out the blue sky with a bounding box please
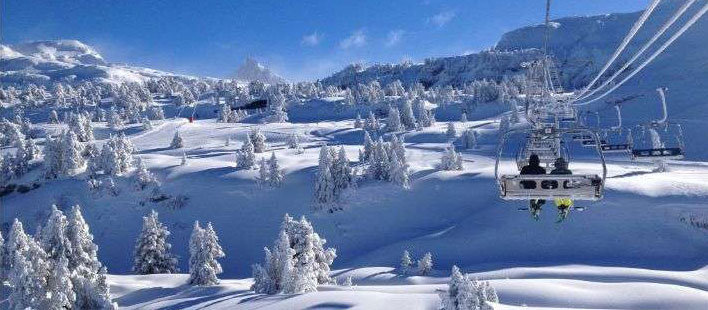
[3,0,650,81]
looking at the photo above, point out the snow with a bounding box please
[107,265,708,309]
[233,57,287,84]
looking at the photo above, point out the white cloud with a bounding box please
[386,30,405,47]
[301,32,321,47]
[429,11,456,27]
[339,29,367,49]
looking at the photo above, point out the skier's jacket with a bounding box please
[520,155,546,189]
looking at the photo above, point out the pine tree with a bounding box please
[62,130,86,173]
[460,112,468,123]
[133,210,178,274]
[257,158,269,185]
[387,106,403,132]
[462,129,478,150]
[39,205,72,263]
[390,150,410,188]
[366,138,390,181]
[266,89,289,123]
[267,152,284,187]
[66,205,118,309]
[7,219,51,310]
[400,99,417,129]
[170,131,184,149]
[49,110,60,124]
[287,133,300,149]
[314,145,335,206]
[135,158,160,190]
[417,252,433,275]
[499,115,510,133]
[446,122,457,138]
[47,256,76,310]
[253,215,336,294]
[101,133,135,175]
[400,250,413,274]
[237,135,256,169]
[364,111,380,132]
[362,131,374,162]
[331,146,353,195]
[107,107,123,131]
[439,265,499,310]
[250,128,267,153]
[354,113,363,128]
[189,221,225,286]
[141,116,153,130]
[439,146,463,171]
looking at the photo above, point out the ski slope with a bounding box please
[2,108,708,309]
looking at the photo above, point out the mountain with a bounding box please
[0,40,185,85]
[233,57,287,84]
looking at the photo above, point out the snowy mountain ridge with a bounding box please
[233,57,287,84]
[0,40,190,85]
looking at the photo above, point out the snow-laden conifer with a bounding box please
[237,135,256,169]
[387,106,403,132]
[267,152,284,187]
[439,146,463,171]
[188,221,225,286]
[400,250,413,274]
[250,128,267,153]
[446,122,457,138]
[417,252,433,275]
[133,210,178,274]
[170,131,184,149]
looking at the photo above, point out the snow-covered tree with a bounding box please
[252,214,336,294]
[8,218,51,310]
[257,158,269,185]
[366,138,390,181]
[287,133,300,149]
[134,158,160,190]
[141,116,153,130]
[250,128,267,153]
[417,252,433,275]
[66,205,118,309]
[100,133,135,175]
[49,110,60,124]
[364,111,380,132]
[47,256,76,310]
[63,130,86,172]
[462,129,478,150]
[400,250,413,274]
[390,151,410,189]
[133,210,178,274]
[342,275,354,288]
[188,221,225,286]
[400,99,417,129]
[314,145,336,206]
[68,112,94,142]
[107,107,123,131]
[354,113,363,128]
[237,135,256,169]
[439,146,463,171]
[170,131,184,149]
[39,205,72,265]
[267,152,284,187]
[361,131,374,162]
[440,265,499,310]
[266,89,289,123]
[331,146,354,194]
[446,122,457,138]
[387,106,403,132]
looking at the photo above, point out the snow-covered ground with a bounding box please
[3,111,708,309]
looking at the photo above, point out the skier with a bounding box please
[550,157,573,222]
[520,154,546,220]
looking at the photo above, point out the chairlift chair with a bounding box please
[630,88,685,160]
[497,128,607,201]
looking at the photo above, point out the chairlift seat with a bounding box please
[499,174,603,200]
[601,144,631,153]
[631,147,684,160]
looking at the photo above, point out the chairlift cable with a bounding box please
[575,0,663,99]
[574,1,708,107]
[576,0,697,102]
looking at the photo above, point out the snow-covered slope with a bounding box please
[233,57,287,84]
[0,40,187,85]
